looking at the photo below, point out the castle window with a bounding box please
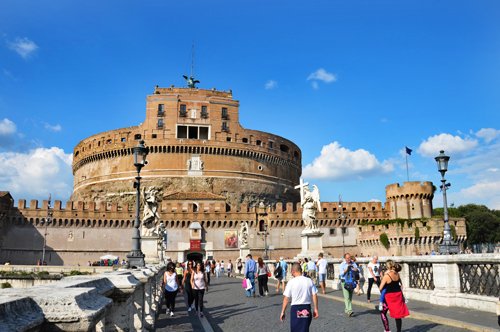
[158,104,165,117]
[190,109,197,119]
[342,228,348,235]
[258,220,266,232]
[222,107,229,120]
[157,119,164,129]
[242,138,248,143]
[188,126,198,139]
[201,106,208,118]
[226,137,231,142]
[371,226,375,231]
[372,206,376,211]
[152,134,157,139]
[177,126,187,139]
[268,141,274,149]
[222,122,229,132]
[294,151,299,160]
[177,125,210,140]
[179,104,187,117]
[352,207,356,212]
[134,134,141,140]
[121,138,126,142]
[256,140,262,146]
[280,144,289,153]
[329,228,336,236]
[385,224,389,229]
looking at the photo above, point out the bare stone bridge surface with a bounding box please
[157,276,498,332]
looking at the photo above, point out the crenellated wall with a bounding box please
[385,181,435,219]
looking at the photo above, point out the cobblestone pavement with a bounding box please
[156,276,497,331]
[202,277,470,332]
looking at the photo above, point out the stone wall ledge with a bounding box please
[0,265,166,332]
[0,295,44,332]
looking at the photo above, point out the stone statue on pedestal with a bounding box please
[141,187,161,237]
[239,221,249,248]
[295,179,321,234]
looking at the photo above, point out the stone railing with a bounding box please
[265,254,499,313]
[0,264,165,331]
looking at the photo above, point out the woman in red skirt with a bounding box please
[379,260,409,332]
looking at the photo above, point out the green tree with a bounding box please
[465,211,500,244]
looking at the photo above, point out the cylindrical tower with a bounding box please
[72,86,301,206]
[385,182,435,219]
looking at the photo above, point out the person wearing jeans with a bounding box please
[245,254,257,297]
[191,262,208,317]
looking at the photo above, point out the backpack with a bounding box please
[343,266,357,291]
[274,263,283,278]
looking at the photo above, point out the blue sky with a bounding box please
[0,1,499,209]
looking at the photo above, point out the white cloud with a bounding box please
[302,141,393,180]
[0,118,16,136]
[457,181,500,210]
[311,81,319,90]
[0,147,73,200]
[418,133,478,157]
[8,37,38,59]
[307,68,336,83]
[44,123,62,132]
[475,128,499,143]
[264,80,278,90]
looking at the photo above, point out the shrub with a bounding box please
[380,233,390,249]
[415,227,420,241]
[0,282,12,288]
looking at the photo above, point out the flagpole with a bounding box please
[405,151,409,182]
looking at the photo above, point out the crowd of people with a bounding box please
[161,253,409,332]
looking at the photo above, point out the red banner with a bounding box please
[190,240,201,251]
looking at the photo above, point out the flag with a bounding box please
[405,146,412,155]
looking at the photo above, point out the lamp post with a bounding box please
[158,222,166,264]
[339,196,347,255]
[127,140,149,268]
[434,150,459,254]
[41,194,52,265]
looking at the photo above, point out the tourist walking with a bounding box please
[175,262,184,285]
[379,260,409,332]
[256,257,270,296]
[339,253,358,317]
[164,262,182,317]
[205,260,211,285]
[215,260,221,278]
[279,263,319,332]
[245,254,257,297]
[275,257,288,293]
[227,259,233,278]
[182,261,195,311]
[366,255,381,302]
[191,261,209,317]
[316,253,327,294]
[352,256,363,295]
[306,257,317,283]
[237,258,243,276]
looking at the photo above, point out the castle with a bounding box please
[0,82,466,265]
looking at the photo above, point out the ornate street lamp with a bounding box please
[339,196,347,255]
[435,150,459,254]
[157,222,166,264]
[127,140,149,268]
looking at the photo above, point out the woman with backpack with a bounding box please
[379,260,409,332]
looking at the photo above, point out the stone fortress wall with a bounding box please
[0,181,466,265]
[72,87,301,206]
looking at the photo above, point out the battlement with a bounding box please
[152,86,234,99]
[386,181,435,199]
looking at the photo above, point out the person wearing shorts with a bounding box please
[316,253,327,294]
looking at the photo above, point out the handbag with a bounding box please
[245,278,253,290]
[267,271,272,277]
[242,278,247,289]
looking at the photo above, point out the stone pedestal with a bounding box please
[141,236,160,264]
[239,246,250,259]
[297,231,324,259]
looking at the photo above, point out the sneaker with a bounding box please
[378,303,383,311]
[264,291,268,296]
[188,307,192,312]
[348,311,354,317]
[166,309,170,315]
[170,311,174,317]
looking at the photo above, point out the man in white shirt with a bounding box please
[316,253,328,294]
[366,255,380,303]
[306,258,317,282]
[280,263,319,332]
